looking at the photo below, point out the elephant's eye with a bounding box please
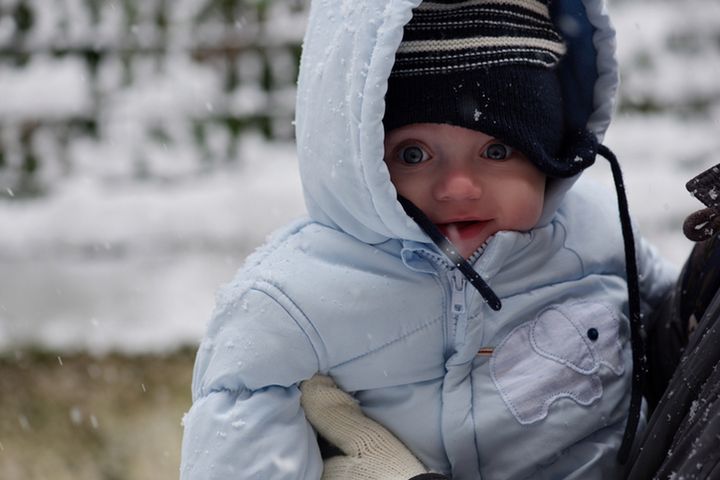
[587,328,599,341]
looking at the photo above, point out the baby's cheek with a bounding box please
[511,201,545,232]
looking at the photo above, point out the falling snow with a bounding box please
[0,0,719,354]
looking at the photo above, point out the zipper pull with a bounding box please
[450,270,466,315]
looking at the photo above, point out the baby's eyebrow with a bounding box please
[479,138,502,146]
[389,137,423,146]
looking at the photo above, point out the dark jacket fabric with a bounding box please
[627,170,720,479]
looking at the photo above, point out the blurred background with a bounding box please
[0,0,719,478]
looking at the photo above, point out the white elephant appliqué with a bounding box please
[490,301,625,425]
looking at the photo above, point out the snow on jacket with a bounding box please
[180,0,677,478]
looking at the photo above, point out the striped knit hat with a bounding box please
[384,0,596,178]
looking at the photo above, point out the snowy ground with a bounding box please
[1,0,719,354]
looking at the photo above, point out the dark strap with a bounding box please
[598,144,644,464]
[397,195,502,311]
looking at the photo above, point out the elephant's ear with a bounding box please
[573,302,626,376]
[530,305,599,374]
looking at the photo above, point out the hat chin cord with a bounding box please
[597,144,643,465]
[398,144,643,464]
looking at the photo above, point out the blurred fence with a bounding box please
[0,0,306,196]
[0,0,719,198]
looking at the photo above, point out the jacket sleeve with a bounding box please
[180,286,324,479]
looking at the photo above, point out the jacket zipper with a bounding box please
[448,269,468,347]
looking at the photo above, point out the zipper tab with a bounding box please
[450,269,467,315]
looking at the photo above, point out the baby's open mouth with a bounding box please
[437,220,486,239]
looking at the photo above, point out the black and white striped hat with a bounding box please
[384,0,596,178]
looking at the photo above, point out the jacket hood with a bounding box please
[295,0,619,245]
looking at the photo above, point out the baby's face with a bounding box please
[384,123,546,258]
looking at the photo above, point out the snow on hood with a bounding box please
[295,0,619,245]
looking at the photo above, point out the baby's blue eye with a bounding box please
[484,143,513,160]
[399,145,429,164]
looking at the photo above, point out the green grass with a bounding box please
[0,348,196,480]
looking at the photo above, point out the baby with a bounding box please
[180,1,677,478]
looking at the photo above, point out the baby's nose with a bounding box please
[434,166,483,201]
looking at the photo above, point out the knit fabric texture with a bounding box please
[384,0,597,178]
[300,375,429,480]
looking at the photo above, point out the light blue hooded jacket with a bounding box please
[180,0,676,478]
